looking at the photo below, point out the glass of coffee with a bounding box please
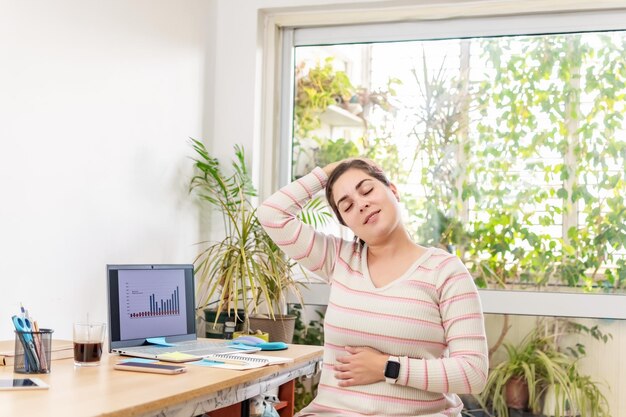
[73,322,106,366]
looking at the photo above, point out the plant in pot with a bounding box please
[541,367,610,417]
[540,321,611,417]
[481,328,569,416]
[480,319,610,417]
[189,139,331,342]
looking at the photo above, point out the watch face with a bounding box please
[384,360,400,379]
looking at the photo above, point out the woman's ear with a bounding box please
[389,183,400,202]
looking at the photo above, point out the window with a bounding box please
[280,10,626,295]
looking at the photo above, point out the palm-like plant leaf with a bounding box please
[190,140,315,330]
[298,196,334,228]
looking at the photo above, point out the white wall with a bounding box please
[0,0,214,339]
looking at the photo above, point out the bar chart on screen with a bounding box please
[124,281,183,319]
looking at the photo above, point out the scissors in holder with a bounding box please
[12,315,41,372]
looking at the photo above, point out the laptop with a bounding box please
[107,264,258,362]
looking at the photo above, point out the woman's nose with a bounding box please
[359,202,370,212]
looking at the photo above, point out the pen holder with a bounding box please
[14,329,54,374]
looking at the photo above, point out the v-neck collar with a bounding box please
[361,245,435,290]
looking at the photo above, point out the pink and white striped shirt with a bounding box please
[258,167,488,417]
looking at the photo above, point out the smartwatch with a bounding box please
[384,356,400,384]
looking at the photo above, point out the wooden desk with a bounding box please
[0,344,323,417]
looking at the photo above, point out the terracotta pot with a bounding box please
[248,314,296,343]
[505,376,529,410]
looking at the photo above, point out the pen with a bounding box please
[33,321,48,372]
[203,358,249,366]
[25,309,44,372]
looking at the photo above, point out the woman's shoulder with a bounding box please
[419,246,462,271]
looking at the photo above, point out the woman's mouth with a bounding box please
[364,210,381,224]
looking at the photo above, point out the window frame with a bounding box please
[261,3,626,318]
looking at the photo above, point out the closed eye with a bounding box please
[342,203,353,213]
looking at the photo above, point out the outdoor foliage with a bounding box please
[293,57,401,179]
[294,33,626,292]
[464,34,626,291]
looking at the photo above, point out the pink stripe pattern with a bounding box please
[336,256,364,277]
[310,238,328,271]
[297,178,313,198]
[439,292,478,307]
[442,313,484,329]
[333,280,439,308]
[273,222,303,245]
[292,234,316,260]
[327,302,441,328]
[325,323,446,348]
[279,189,303,209]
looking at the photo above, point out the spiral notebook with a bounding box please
[202,353,294,370]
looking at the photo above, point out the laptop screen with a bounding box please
[107,264,196,350]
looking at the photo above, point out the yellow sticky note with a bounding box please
[157,352,199,362]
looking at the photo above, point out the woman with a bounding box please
[258,159,488,417]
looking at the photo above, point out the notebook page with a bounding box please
[200,354,267,370]
[211,353,294,365]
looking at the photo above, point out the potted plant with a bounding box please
[480,319,610,417]
[189,139,330,342]
[541,370,610,417]
[541,323,611,417]
[481,328,568,416]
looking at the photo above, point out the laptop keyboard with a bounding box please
[128,341,233,356]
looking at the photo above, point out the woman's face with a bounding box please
[331,167,401,245]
